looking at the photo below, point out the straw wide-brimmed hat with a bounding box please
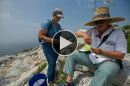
[84,6,125,26]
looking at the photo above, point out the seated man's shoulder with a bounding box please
[112,27,124,34]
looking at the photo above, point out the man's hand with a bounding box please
[84,35,91,45]
[91,47,125,60]
[75,30,91,45]
[91,48,103,55]
[53,39,60,44]
[76,31,91,45]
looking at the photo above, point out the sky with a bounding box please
[0,0,130,45]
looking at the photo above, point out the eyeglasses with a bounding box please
[94,20,106,25]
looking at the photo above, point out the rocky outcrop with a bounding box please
[0,38,130,86]
[0,46,46,86]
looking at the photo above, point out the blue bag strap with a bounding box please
[48,19,52,30]
[38,19,52,43]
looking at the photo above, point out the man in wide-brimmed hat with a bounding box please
[58,6,127,86]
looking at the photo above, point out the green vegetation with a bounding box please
[56,60,68,85]
[114,24,119,27]
[122,25,130,30]
[127,32,130,53]
[120,25,130,53]
[37,62,47,74]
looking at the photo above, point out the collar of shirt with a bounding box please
[95,25,114,40]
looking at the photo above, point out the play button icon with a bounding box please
[60,36,72,50]
[52,30,77,56]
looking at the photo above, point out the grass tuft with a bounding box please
[37,62,47,74]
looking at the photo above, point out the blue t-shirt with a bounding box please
[40,19,61,43]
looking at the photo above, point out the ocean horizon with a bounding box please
[0,41,40,57]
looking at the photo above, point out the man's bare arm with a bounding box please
[38,29,52,43]
[76,30,91,45]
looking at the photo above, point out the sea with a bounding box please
[0,41,40,57]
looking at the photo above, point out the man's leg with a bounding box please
[89,61,120,86]
[42,43,58,84]
[63,52,97,83]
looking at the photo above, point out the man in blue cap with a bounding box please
[38,8,64,86]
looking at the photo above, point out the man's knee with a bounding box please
[66,52,77,60]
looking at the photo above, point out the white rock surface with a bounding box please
[0,38,130,86]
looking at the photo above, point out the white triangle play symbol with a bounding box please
[60,36,72,50]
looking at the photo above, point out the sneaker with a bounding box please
[49,84,54,86]
[58,81,74,86]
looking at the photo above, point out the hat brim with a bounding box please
[84,17,125,26]
[56,14,64,18]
